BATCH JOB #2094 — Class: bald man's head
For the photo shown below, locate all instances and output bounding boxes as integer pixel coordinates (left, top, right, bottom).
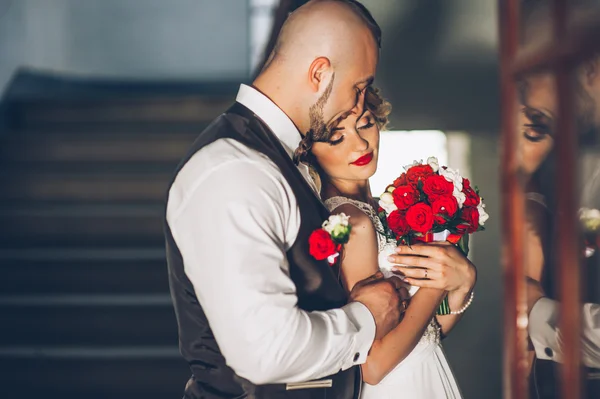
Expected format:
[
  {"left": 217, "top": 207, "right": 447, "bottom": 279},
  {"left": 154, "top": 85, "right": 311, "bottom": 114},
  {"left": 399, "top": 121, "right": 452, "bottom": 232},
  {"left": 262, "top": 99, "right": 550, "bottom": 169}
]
[
  {"left": 267, "top": 1, "right": 380, "bottom": 66},
  {"left": 254, "top": 0, "right": 381, "bottom": 141}
]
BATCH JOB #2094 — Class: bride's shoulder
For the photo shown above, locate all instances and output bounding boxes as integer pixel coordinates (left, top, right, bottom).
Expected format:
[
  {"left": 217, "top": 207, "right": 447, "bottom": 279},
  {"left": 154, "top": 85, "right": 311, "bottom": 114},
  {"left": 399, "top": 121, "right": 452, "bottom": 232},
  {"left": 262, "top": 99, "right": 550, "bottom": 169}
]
[
  {"left": 327, "top": 202, "right": 376, "bottom": 239},
  {"left": 328, "top": 202, "right": 379, "bottom": 287}
]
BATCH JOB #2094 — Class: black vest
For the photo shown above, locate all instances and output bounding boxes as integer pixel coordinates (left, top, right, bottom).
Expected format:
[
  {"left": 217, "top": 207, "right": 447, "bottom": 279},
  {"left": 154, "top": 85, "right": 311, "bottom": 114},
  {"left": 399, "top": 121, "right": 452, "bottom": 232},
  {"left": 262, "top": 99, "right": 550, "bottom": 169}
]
[{"left": 164, "top": 103, "right": 360, "bottom": 399}]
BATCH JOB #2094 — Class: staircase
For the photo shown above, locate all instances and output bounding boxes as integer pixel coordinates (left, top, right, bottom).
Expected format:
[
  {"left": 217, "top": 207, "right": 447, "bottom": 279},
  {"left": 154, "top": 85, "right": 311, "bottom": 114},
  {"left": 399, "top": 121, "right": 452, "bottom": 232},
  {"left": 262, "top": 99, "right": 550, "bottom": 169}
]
[{"left": 0, "top": 78, "right": 234, "bottom": 398}]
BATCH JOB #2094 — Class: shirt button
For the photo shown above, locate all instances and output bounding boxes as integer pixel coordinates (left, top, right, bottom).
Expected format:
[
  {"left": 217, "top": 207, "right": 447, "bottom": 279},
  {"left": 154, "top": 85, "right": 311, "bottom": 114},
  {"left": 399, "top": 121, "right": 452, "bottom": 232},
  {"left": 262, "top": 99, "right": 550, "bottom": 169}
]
[
  {"left": 353, "top": 352, "right": 360, "bottom": 362},
  {"left": 544, "top": 347, "right": 554, "bottom": 357}
]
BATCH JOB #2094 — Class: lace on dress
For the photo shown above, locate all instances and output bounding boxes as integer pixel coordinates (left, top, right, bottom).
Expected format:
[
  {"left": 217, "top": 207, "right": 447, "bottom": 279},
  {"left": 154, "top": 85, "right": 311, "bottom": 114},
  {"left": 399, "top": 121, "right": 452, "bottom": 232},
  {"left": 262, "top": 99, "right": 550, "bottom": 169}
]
[
  {"left": 324, "top": 196, "right": 388, "bottom": 253},
  {"left": 324, "top": 196, "right": 441, "bottom": 345}
]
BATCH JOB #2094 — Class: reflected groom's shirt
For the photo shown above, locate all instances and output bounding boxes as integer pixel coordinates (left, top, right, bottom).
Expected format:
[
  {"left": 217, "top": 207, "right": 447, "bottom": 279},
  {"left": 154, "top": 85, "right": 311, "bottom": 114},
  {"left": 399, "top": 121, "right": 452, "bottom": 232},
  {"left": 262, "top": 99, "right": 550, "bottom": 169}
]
[{"left": 529, "top": 151, "right": 600, "bottom": 369}]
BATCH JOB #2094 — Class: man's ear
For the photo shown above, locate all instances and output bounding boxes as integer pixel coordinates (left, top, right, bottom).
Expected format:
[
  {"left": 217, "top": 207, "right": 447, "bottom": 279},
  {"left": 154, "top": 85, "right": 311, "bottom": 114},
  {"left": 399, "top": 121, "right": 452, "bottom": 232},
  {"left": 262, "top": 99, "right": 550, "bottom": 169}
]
[
  {"left": 582, "top": 55, "right": 600, "bottom": 91},
  {"left": 308, "top": 57, "right": 333, "bottom": 94}
]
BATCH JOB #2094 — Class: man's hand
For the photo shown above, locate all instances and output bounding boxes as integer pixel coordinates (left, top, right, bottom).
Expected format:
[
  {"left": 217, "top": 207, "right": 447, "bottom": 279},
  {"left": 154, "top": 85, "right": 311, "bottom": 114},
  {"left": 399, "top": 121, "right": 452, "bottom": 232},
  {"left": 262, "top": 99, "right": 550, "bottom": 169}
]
[
  {"left": 388, "top": 242, "right": 477, "bottom": 294},
  {"left": 349, "top": 271, "right": 403, "bottom": 340}
]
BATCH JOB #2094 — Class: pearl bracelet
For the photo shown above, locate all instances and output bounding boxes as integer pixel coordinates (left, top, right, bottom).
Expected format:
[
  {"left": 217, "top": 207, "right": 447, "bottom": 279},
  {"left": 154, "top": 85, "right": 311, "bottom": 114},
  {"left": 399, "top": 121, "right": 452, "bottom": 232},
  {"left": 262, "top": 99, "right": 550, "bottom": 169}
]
[{"left": 450, "top": 291, "right": 474, "bottom": 315}]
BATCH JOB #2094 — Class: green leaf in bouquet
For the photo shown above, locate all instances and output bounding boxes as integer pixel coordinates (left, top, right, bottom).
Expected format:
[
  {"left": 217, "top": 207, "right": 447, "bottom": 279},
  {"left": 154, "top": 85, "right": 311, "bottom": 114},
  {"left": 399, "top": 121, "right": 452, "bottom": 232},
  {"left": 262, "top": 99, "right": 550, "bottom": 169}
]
[
  {"left": 457, "top": 234, "right": 470, "bottom": 256},
  {"left": 435, "top": 213, "right": 452, "bottom": 223},
  {"left": 378, "top": 212, "right": 390, "bottom": 229},
  {"left": 432, "top": 225, "right": 447, "bottom": 233},
  {"left": 396, "top": 235, "right": 411, "bottom": 247}
]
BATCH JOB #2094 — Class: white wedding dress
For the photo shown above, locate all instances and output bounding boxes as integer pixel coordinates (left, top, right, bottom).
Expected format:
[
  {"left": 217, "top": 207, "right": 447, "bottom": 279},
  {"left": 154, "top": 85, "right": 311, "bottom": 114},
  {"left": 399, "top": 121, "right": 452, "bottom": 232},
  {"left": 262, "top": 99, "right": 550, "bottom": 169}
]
[{"left": 325, "top": 196, "right": 463, "bottom": 399}]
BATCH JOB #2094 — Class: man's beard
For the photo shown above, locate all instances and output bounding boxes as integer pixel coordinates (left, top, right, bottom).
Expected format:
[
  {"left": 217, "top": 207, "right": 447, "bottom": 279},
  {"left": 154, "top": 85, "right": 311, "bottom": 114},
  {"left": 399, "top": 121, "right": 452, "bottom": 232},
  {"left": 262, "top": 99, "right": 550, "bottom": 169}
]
[{"left": 307, "top": 73, "right": 336, "bottom": 143}]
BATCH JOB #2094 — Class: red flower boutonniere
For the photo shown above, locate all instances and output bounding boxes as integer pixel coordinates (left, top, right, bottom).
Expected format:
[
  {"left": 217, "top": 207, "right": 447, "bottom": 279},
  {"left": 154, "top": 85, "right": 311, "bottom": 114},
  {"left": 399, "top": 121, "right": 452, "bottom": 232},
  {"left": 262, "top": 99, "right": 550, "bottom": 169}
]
[{"left": 309, "top": 213, "right": 352, "bottom": 266}]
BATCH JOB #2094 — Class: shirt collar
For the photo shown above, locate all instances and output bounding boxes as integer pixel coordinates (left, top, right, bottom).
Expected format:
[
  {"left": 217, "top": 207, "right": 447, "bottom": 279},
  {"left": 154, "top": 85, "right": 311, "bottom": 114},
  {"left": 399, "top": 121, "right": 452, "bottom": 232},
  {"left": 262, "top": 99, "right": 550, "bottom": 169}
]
[{"left": 236, "top": 84, "right": 302, "bottom": 159}]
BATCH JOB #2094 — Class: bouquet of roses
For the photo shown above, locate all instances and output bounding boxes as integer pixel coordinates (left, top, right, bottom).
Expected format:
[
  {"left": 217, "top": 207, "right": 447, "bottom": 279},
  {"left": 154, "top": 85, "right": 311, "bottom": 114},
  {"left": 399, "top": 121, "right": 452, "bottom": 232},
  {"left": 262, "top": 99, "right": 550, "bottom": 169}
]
[{"left": 378, "top": 157, "right": 489, "bottom": 314}]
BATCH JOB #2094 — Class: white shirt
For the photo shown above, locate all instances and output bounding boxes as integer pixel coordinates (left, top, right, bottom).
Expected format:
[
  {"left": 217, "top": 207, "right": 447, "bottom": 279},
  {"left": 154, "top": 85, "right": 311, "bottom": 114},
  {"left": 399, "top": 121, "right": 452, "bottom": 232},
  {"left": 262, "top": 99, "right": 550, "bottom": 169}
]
[
  {"left": 528, "top": 153, "right": 600, "bottom": 368},
  {"left": 166, "top": 84, "right": 376, "bottom": 385},
  {"left": 529, "top": 298, "right": 600, "bottom": 368}
]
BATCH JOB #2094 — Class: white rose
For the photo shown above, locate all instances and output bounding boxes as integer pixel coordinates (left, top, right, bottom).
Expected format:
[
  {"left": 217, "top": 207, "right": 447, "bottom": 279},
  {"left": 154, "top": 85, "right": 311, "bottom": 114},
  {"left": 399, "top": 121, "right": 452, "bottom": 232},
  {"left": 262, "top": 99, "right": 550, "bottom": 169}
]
[
  {"left": 440, "top": 167, "right": 466, "bottom": 208},
  {"left": 339, "top": 213, "right": 350, "bottom": 226},
  {"left": 322, "top": 215, "right": 340, "bottom": 233},
  {"left": 580, "top": 208, "right": 600, "bottom": 232},
  {"left": 440, "top": 167, "right": 463, "bottom": 192},
  {"left": 427, "top": 156, "right": 440, "bottom": 172},
  {"left": 454, "top": 190, "right": 467, "bottom": 209},
  {"left": 379, "top": 192, "right": 397, "bottom": 214},
  {"left": 380, "top": 192, "right": 394, "bottom": 204},
  {"left": 477, "top": 202, "right": 489, "bottom": 226},
  {"left": 322, "top": 213, "right": 350, "bottom": 233},
  {"left": 404, "top": 159, "right": 423, "bottom": 171}
]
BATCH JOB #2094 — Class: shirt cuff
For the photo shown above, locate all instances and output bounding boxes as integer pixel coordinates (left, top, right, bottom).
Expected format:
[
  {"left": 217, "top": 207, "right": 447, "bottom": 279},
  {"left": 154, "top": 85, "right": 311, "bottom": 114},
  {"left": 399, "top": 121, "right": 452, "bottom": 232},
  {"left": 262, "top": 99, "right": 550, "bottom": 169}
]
[
  {"left": 342, "top": 301, "right": 376, "bottom": 366},
  {"left": 529, "top": 297, "right": 562, "bottom": 363}
]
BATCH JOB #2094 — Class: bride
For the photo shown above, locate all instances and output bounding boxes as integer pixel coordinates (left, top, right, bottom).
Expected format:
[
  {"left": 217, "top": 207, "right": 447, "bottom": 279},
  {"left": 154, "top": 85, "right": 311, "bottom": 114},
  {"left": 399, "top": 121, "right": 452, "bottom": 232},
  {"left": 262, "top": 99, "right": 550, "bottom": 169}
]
[{"left": 298, "top": 87, "right": 476, "bottom": 398}]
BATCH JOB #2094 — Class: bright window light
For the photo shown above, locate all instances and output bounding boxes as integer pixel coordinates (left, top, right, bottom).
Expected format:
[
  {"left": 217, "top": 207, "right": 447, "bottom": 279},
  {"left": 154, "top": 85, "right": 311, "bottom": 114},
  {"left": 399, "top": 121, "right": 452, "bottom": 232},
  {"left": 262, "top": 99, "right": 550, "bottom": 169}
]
[
  {"left": 249, "top": 0, "right": 279, "bottom": 75},
  {"left": 370, "top": 130, "right": 448, "bottom": 196}
]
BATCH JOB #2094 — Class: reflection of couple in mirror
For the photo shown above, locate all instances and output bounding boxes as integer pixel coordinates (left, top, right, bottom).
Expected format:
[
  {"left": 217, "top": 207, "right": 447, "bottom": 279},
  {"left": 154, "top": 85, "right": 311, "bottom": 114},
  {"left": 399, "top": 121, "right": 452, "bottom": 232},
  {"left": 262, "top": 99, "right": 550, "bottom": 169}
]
[{"left": 519, "top": 1, "right": 600, "bottom": 397}]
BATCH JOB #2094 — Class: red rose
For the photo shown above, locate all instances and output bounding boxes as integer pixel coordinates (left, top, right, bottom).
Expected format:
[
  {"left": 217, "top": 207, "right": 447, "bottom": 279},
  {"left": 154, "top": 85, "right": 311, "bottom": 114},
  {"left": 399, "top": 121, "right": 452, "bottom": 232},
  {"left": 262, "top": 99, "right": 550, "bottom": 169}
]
[
  {"left": 393, "top": 173, "right": 407, "bottom": 187},
  {"left": 308, "top": 229, "right": 337, "bottom": 261},
  {"left": 459, "top": 207, "right": 480, "bottom": 233},
  {"left": 392, "top": 185, "right": 420, "bottom": 210},
  {"left": 423, "top": 174, "right": 454, "bottom": 199},
  {"left": 406, "top": 164, "right": 434, "bottom": 186},
  {"left": 462, "top": 178, "right": 480, "bottom": 207},
  {"left": 387, "top": 210, "right": 410, "bottom": 236},
  {"left": 431, "top": 196, "right": 459, "bottom": 225},
  {"left": 405, "top": 203, "right": 435, "bottom": 234}
]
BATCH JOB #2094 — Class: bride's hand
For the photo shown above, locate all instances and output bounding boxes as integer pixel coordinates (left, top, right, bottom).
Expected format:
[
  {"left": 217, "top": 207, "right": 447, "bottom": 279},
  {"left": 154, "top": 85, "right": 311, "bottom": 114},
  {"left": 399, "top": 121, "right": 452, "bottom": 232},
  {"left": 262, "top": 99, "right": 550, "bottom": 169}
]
[{"left": 388, "top": 242, "right": 477, "bottom": 294}]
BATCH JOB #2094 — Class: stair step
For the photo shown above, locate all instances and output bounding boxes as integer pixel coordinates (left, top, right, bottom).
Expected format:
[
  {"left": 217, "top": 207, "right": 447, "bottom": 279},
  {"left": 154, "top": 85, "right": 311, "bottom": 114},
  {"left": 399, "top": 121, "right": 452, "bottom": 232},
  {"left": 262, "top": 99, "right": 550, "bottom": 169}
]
[
  {"left": 0, "top": 171, "right": 171, "bottom": 202},
  {"left": 0, "top": 294, "right": 178, "bottom": 346},
  {"left": 0, "top": 247, "right": 169, "bottom": 295},
  {"left": 0, "top": 162, "right": 178, "bottom": 174},
  {"left": 12, "top": 96, "right": 233, "bottom": 127},
  {"left": 0, "top": 204, "right": 164, "bottom": 247},
  {"left": 0, "top": 346, "right": 188, "bottom": 399},
  {"left": 0, "top": 130, "right": 199, "bottom": 164}
]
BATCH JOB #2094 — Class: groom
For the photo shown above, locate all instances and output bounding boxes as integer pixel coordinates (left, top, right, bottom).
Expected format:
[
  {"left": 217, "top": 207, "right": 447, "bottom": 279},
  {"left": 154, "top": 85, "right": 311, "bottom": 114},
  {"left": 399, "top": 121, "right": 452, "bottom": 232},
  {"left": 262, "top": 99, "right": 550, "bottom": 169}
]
[{"left": 164, "top": 1, "right": 404, "bottom": 398}]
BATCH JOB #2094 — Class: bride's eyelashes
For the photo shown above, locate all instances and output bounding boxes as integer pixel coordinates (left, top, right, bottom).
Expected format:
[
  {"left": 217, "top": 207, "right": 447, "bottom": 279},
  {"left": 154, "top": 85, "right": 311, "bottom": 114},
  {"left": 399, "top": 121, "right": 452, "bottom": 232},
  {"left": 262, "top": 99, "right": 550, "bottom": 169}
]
[
  {"left": 328, "top": 127, "right": 345, "bottom": 146},
  {"left": 327, "top": 115, "right": 375, "bottom": 146},
  {"left": 521, "top": 106, "right": 554, "bottom": 142},
  {"left": 358, "top": 116, "right": 375, "bottom": 131},
  {"left": 523, "top": 124, "right": 551, "bottom": 142}
]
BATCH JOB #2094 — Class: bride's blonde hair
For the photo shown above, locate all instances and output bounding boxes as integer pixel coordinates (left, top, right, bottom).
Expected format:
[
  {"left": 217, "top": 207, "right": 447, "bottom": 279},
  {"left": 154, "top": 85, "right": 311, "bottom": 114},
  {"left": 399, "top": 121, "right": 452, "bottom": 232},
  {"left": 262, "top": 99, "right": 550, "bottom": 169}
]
[{"left": 304, "top": 86, "right": 392, "bottom": 192}]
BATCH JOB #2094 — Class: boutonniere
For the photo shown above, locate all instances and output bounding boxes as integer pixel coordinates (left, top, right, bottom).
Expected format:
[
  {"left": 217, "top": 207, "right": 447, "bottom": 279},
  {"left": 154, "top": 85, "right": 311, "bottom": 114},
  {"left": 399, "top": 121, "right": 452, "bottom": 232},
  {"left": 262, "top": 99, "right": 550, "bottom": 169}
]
[
  {"left": 580, "top": 208, "right": 600, "bottom": 258},
  {"left": 308, "top": 213, "right": 352, "bottom": 266}
]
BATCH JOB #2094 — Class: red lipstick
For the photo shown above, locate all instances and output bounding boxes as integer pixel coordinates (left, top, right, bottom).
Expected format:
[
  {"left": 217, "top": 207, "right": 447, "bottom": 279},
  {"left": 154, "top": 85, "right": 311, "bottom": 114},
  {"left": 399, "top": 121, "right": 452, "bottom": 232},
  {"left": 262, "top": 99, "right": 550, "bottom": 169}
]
[{"left": 351, "top": 152, "right": 374, "bottom": 166}]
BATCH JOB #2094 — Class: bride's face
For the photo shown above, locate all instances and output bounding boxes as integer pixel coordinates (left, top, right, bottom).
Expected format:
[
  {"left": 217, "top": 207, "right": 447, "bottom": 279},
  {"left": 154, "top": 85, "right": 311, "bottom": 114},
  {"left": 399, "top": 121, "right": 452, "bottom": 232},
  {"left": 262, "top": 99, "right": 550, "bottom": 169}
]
[
  {"left": 519, "top": 73, "right": 556, "bottom": 181},
  {"left": 311, "top": 108, "right": 380, "bottom": 182}
]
